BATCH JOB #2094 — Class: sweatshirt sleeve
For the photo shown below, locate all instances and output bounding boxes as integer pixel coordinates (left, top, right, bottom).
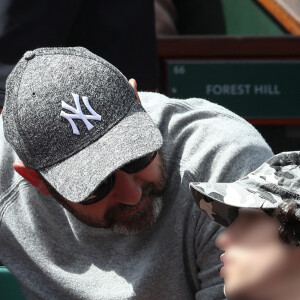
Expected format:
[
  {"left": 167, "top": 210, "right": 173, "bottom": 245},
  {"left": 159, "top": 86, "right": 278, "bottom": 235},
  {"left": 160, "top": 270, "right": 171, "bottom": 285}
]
[
  {"left": 180, "top": 100, "right": 273, "bottom": 299},
  {"left": 194, "top": 211, "right": 225, "bottom": 300},
  {"left": 141, "top": 93, "right": 274, "bottom": 298}
]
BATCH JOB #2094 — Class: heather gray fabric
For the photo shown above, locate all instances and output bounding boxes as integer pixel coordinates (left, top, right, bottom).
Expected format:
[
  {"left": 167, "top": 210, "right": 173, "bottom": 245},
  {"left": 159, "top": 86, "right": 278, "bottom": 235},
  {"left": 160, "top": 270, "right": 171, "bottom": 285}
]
[
  {"left": 0, "top": 92, "right": 273, "bottom": 299},
  {"left": 190, "top": 151, "right": 300, "bottom": 227},
  {"left": 2, "top": 47, "right": 162, "bottom": 203}
]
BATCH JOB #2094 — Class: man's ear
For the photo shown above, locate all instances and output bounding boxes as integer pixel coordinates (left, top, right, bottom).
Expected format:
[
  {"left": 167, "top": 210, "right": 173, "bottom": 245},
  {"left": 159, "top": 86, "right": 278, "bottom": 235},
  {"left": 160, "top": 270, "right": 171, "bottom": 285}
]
[
  {"left": 129, "top": 78, "right": 141, "bottom": 103},
  {"left": 13, "top": 161, "right": 51, "bottom": 195}
]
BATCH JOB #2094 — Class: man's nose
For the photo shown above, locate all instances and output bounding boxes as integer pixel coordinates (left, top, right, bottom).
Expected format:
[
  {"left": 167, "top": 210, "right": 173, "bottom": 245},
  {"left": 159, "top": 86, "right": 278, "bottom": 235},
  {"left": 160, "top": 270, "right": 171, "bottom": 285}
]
[{"left": 112, "top": 170, "right": 142, "bottom": 205}]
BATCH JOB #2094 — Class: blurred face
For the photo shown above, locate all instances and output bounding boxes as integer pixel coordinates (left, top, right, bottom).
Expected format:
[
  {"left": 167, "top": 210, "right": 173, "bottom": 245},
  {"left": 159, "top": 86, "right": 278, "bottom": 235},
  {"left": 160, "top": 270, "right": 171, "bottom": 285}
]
[
  {"left": 48, "top": 153, "right": 167, "bottom": 234},
  {"left": 216, "top": 209, "right": 300, "bottom": 300}
]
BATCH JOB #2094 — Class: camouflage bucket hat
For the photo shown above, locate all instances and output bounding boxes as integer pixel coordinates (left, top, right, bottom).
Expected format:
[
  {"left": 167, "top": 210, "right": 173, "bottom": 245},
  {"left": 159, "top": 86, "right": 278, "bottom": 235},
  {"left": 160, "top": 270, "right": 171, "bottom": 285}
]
[{"left": 190, "top": 151, "right": 300, "bottom": 227}]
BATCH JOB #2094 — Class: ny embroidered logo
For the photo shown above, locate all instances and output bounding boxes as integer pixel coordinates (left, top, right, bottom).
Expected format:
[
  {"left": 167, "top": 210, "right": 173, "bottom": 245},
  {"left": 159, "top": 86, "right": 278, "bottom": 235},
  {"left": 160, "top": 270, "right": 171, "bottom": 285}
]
[{"left": 60, "top": 93, "right": 102, "bottom": 135}]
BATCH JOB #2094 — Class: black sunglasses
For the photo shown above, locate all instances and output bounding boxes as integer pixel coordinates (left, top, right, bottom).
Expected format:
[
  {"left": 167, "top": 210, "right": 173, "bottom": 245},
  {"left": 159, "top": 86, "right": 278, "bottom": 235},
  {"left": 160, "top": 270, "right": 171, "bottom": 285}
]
[{"left": 80, "top": 152, "right": 157, "bottom": 205}]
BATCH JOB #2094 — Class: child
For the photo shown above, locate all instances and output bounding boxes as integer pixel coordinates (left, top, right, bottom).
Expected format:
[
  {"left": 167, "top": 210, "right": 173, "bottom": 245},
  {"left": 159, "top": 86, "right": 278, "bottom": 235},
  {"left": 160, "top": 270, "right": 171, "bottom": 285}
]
[{"left": 190, "top": 151, "right": 300, "bottom": 300}]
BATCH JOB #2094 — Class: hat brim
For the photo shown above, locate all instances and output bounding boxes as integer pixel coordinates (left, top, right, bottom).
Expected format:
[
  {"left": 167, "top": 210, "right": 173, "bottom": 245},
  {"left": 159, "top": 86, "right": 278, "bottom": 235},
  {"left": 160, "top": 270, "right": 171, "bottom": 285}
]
[
  {"left": 40, "top": 101, "right": 163, "bottom": 203},
  {"left": 190, "top": 181, "right": 278, "bottom": 227}
]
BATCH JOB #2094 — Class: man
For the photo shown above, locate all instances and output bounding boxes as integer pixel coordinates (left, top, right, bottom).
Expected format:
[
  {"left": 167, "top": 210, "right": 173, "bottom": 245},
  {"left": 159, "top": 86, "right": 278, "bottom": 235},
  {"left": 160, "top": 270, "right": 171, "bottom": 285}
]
[
  {"left": 190, "top": 151, "right": 300, "bottom": 300},
  {"left": 0, "top": 46, "right": 273, "bottom": 299}
]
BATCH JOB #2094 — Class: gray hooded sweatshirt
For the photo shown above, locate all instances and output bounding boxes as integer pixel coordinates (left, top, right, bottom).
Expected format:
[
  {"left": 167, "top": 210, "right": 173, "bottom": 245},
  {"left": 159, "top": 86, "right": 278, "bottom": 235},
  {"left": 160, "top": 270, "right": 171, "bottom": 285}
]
[{"left": 0, "top": 92, "right": 273, "bottom": 299}]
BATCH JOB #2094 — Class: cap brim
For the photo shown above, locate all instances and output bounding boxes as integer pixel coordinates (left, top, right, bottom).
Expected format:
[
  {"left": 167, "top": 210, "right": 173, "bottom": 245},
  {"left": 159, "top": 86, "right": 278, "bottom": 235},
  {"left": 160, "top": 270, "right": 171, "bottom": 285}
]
[
  {"left": 190, "top": 181, "right": 278, "bottom": 227},
  {"left": 40, "top": 101, "right": 163, "bottom": 202}
]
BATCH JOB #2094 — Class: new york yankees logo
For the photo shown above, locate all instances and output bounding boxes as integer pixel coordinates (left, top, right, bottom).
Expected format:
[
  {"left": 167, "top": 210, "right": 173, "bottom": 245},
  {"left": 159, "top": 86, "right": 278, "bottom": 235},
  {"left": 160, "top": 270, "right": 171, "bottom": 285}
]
[{"left": 60, "top": 93, "right": 102, "bottom": 135}]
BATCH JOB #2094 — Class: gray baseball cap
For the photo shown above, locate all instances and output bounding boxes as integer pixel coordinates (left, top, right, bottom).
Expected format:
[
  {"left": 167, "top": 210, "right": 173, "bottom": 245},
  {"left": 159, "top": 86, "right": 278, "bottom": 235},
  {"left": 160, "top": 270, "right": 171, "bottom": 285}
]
[
  {"left": 3, "top": 47, "right": 163, "bottom": 203},
  {"left": 190, "top": 151, "right": 300, "bottom": 227}
]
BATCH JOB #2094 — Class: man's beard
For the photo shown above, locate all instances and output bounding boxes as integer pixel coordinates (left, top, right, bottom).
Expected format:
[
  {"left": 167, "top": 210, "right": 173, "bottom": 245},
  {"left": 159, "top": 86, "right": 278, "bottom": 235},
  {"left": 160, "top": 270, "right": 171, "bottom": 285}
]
[
  {"left": 41, "top": 154, "right": 167, "bottom": 234},
  {"left": 106, "top": 182, "right": 164, "bottom": 234}
]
